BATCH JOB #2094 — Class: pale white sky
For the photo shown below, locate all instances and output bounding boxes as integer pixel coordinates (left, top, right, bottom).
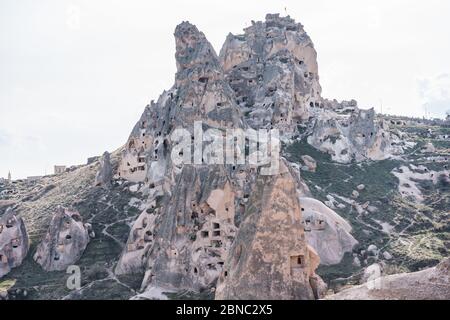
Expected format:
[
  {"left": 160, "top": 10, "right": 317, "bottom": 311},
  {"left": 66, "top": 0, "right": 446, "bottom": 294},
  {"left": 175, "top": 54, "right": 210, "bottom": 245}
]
[{"left": 1, "top": 0, "right": 450, "bottom": 179}]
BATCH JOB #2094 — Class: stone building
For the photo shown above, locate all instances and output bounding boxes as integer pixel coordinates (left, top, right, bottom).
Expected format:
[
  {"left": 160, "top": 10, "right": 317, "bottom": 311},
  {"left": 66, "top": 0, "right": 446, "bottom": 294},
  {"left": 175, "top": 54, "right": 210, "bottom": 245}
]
[{"left": 54, "top": 166, "right": 67, "bottom": 175}]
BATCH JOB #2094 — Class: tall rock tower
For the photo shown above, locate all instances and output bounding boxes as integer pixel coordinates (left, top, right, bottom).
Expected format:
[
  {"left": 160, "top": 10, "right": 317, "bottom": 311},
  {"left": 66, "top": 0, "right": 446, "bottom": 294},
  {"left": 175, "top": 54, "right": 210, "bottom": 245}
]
[
  {"left": 219, "top": 14, "right": 323, "bottom": 133},
  {"left": 116, "top": 22, "right": 251, "bottom": 292},
  {"left": 215, "top": 160, "right": 325, "bottom": 300},
  {"left": 117, "top": 22, "right": 244, "bottom": 183}
]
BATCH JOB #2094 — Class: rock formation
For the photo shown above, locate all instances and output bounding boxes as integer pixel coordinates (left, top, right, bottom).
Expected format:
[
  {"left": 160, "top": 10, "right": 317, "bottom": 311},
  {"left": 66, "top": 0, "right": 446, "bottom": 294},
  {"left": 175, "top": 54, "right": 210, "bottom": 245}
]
[
  {"left": 114, "top": 15, "right": 355, "bottom": 298},
  {"left": 219, "top": 13, "right": 322, "bottom": 134},
  {"left": 301, "top": 155, "right": 317, "bottom": 172},
  {"left": 116, "top": 21, "right": 251, "bottom": 294},
  {"left": 139, "top": 165, "right": 240, "bottom": 292},
  {"left": 218, "top": 13, "right": 407, "bottom": 164},
  {"left": 300, "top": 197, "right": 357, "bottom": 265},
  {"left": 0, "top": 208, "right": 29, "bottom": 278},
  {"left": 117, "top": 21, "right": 244, "bottom": 184},
  {"left": 34, "top": 207, "right": 90, "bottom": 271},
  {"left": 307, "top": 108, "right": 403, "bottom": 163},
  {"left": 94, "top": 151, "right": 113, "bottom": 187},
  {"left": 1, "top": 13, "right": 446, "bottom": 301},
  {"left": 215, "top": 161, "right": 325, "bottom": 300},
  {"left": 326, "top": 258, "right": 450, "bottom": 300}
]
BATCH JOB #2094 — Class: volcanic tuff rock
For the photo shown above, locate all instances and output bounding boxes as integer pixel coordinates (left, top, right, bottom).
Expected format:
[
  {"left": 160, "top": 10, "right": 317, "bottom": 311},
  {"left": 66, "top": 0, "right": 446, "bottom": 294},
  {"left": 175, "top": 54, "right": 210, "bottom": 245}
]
[
  {"left": 301, "top": 155, "right": 317, "bottom": 172},
  {"left": 307, "top": 108, "right": 403, "bottom": 163},
  {"left": 5, "top": 13, "right": 443, "bottom": 300},
  {"left": 94, "top": 151, "right": 113, "bottom": 187},
  {"left": 0, "top": 208, "right": 29, "bottom": 278},
  {"left": 326, "top": 258, "right": 450, "bottom": 300},
  {"left": 219, "top": 13, "right": 405, "bottom": 164},
  {"left": 219, "top": 13, "right": 322, "bottom": 133},
  {"left": 215, "top": 161, "right": 325, "bottom": 300},
  {"left": 117, "top": 21, "right": 244, "bottom": 184},
  {"left": 114, "top": 14, "right": 357, "bottom": 297},
  {"left": 116, "top": 21, "right": 254, "bottom": 293},
  {"left": 139, "top": 165, "right": 240, "bottom": 292},
  {"left": 34, "top": 207, "right": 90, "bottom": 271},
  {"left": 299, "top": 197, "right": 357, "bottom": 265}
]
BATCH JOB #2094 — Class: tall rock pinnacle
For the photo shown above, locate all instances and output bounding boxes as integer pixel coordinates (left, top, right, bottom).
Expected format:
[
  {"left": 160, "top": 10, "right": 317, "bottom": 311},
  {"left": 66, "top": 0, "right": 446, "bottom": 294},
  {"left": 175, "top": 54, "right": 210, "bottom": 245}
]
[
  {"left": 117, "top": 22, "right": 243, "bottom": 184},
  {"left": 174, "top": 22, "right": 221, "bottom": 82},
  {"left": 219, "top": 13, "right": 322, "bottom": 133},
  {"left": 215, "top": 160, "right": 325, "bottom": 300}
]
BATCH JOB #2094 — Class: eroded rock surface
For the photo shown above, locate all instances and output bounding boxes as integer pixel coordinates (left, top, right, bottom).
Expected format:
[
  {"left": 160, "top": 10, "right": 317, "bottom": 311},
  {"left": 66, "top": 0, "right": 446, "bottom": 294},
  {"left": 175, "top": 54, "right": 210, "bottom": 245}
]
[
  {"left": 300, "top": 197, "right": 357, "bottom": 265},
  {"left": 139, "top": 165, "right": 239, "bottom": 292},
  {"left": 307, "top": 108, "right": 403, "bottom": 163},
  {"left": 117, "top": 21, "right": 244, "bottom": 184},
  {"left": 0, "top": 208, "right": 29, "bottom": 278},
  {"left": 116, "top": 22, "right": 253, "bottom": 294},
  {"left": 326, "top": 258, "right": 450, "bottom": 300},
  {"left": 94, "top": 151, "right": 113, "bottom": 187},
  {"left": 220, "top": 13, "right": 322, "bottom": 133},
  {"left": 215, "top": 161, "right": 325, "bottom": 300},
  {"left": 114, "top": 15, "right": 355, "bottom": 299},
  {"left": 34, "top": 207, "right": 90, "bottom": 271}
]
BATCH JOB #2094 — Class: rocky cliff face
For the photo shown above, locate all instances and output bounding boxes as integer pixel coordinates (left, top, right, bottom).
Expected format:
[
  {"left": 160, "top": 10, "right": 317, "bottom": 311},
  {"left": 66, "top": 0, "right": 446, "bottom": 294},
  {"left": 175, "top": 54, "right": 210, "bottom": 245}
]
[
  {"left": 300, "top": 197, "right": 357, "bottom": 266},
  {"left": 34, "top": 207, "right": 90, "bottom": 271},
  {"left": 117, "top": 22, "right": 244, "bottom": 184},
  {"left": 138, "top": 165, "right": 240, "bottom": 292},
  {"left": 307, "top": 108, "right": 404, "bottom": 163},
  {"left": 218, "top": 13, "right": 404, "bottom": 163},
  {"left": 114, "top": 14, "right": 366, "bottom": 298},
  {"left": 0, "top": 208, "right": 29, "bottom": 278},
  {"left": 115, "top": 21, "right": 254, "bottom": 293},
  {"left": 215, "top": 161, "right": 325, "bottom": 299},
  {"left": 94, "top": 151, "right": 113, "bottom": 187},
  {"left": 219, "top": 13, "right": 322, "bottom": 134}
]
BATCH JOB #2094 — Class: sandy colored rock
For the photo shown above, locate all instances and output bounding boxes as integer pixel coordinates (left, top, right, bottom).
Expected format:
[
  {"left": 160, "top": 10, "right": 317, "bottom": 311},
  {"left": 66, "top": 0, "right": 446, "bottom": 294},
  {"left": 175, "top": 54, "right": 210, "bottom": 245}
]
[
  {"left": 300, "top": 197, "right": 357, "bottom": 265},
  {"left": 307, "top": 108, "right": 404, "bottom": 163},
  {"left": 219, "top": 14, "right": 322, "bottom": 133},
  {"left": 301, "top": 155, "right": 317, "bottom": 172},
  {"left": 215, "top": 161, "right": 324, "bottom": 300},
  {"left": 34, "top": 207, "right": 90, "bottom": 271},
  {"left": 94, "top": 151, "right": 113, "bottom": 187},
  {"left": 0, "top": 208, "right": 29, "bottom": 278}
]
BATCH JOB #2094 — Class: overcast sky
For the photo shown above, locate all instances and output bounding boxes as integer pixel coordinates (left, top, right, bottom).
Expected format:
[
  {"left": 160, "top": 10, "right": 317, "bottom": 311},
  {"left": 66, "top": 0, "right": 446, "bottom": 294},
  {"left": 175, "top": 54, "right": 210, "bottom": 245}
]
[{"left": 1, "top": 0, "right": 450, "bottom": 179}]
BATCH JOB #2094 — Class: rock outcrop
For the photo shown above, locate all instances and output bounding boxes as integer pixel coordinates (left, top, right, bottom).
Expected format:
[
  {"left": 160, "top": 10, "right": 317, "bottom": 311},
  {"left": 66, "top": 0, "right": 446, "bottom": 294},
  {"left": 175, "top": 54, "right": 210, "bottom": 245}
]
[
  {"left": 0, "top": 208, "right": 29, "bottom": 278},
  {"left": 218, "top": 13, "right": 406, "bottom": 163},
  {"left": 116, "top": 21, "right": 251, "bottom": 293},
  {"left": 219, "top": 13, "right": 322, "bottom": 134},
  {"left": 117, "top": 21, "right": 244, "bottom": 184},
  {"left": 307, "top": 108, "right": 403, "bottom": 163},
  {"left": 300, "top": 197, "right": 357, "bottom": 265},
  {"left": 139, "top": 165, "right": 240, "bottom": 292},
  {"left": 215, "top": 161, "right": 325, "bottom": 300},
  {"left": 301, "top": 155, "right": 317, "bottom": 172},
  {"left": 326, "top": 258, "right": 450, "bottom": 300},
  {"left": 115, "top": 16, "right": 352, "bottom": 298},
  {"left": 34, "top": 207, "right": 90, "bottom": 271},
  {"left": 94, "top": 151, "right": 113, "bottom": 187}
]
